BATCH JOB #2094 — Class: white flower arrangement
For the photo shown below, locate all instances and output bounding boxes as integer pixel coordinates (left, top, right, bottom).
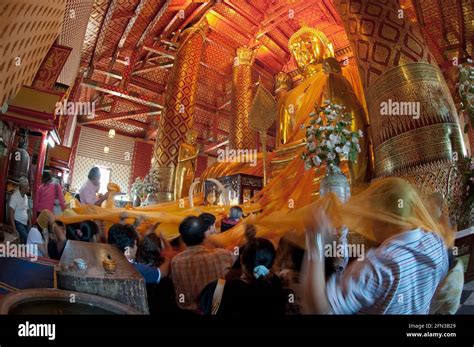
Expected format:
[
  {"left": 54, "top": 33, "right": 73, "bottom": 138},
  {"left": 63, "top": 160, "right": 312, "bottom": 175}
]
[
  {"left": 302, "top": 101, "right": 363, "bottom": 175},
  {"left": 130, "top": 177, "right": 146, "bottom": 200},
  {"left": 143, "top": 168, "right": 162, "bottom": 194},
  {"left": 458, "top": 59, "right": 474, "bottom": 131},
  {"left": 131, "top": 168, "right": 162, "bottom": 199}
]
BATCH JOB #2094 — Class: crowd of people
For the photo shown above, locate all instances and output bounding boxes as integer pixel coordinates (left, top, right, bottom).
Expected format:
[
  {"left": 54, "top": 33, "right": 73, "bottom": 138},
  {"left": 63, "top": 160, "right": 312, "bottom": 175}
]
[{"left": 6, "top": 166, "right": 465, "bottom": 315}]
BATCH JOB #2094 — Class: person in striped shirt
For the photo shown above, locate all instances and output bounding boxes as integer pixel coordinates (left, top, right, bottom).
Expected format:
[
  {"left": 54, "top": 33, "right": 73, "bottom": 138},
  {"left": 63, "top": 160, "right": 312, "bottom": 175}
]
[{"left": 302, "top": 178, "right": 450, "bottom": 314}]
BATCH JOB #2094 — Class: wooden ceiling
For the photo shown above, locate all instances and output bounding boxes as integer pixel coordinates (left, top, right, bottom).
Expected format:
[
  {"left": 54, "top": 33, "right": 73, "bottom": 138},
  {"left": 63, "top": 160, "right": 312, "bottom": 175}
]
[{"left": 72, "top": 0, "right": 474, "bottom": 146}]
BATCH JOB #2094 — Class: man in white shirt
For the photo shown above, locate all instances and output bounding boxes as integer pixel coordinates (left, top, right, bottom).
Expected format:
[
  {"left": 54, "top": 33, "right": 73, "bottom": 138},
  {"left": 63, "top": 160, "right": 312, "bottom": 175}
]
[
  {"left": 27, "top": 210, "right": 52, "bottom": 258},
  {"left": 79, "top": 167, "right": 109, "bottom": 206},
  {"left": 9, "top": 177, "right": 31, "bottom": 244}
]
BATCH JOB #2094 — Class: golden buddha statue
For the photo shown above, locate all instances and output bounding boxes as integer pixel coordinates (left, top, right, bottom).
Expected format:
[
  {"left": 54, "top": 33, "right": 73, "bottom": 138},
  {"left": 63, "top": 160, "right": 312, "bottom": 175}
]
[
  {"left": 275, "top": 72, "right": 293, "bottom": 146},
  {"left": 273, "top": 25, "right": 372, "bottom": 184},
  {"left": 174, "top": 129, "right": 199, "bottom": 200}
]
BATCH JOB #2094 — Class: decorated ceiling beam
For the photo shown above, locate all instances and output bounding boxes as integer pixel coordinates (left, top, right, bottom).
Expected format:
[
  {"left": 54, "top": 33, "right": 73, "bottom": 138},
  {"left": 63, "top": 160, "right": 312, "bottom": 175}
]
[
  {"left": 208, "top": 9, "right": 253, "bottom": 40},
  {"left": 200, "top": 62, "right": 228, "bottom": 78},
  {"left": 223, "top": 1, "right": 260, "bottom": 26},
  {"left": 118, "top": 0, "right": 148, "bottom": 48},
  {"left": 142, "top": 46, "right": 176, "bottom": 59},
  {"left": 132, "top": 62, "right": 174, "bottom": 75},
  {"left": 320, "top": 0, "right": 341, "bottom": 24},
  {"left": 93, "top": 68, "right": 123, "bottom": 80},
  {"left": 162, "top": 10, "right": 184, "bottom": 37},
  {"left": 89, "top": 0, "right": 119, "bottom": 72},
  {"left": 130, "top": 76, "right": 166, "bottom": 94},
  {"left": 177, "top": 2, "right": 212, "bottom": 31},
  {"left": 121, "top": 118, "right": 149, "bottom": 129},
  {"left": 80, "top": 109, "right": 161, "bottom": 125},
  {"left": 137, "top": 0, "right": 173, "bottom": 47},
  {"left": 261, "top": 0, "right": 317, "bottom": 29},
  {"left": 81, "top": 79, "right": 164, "bottom": 109}
]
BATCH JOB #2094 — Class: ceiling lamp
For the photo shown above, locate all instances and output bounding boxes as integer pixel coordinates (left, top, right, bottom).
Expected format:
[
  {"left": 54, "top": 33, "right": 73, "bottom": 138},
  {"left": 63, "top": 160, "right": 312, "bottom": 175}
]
[
  {"left": 104, "top": 146, "right": 110, "bottom": 154},
  {"left": 108, "top": 129, "right": 116, "bottom": 139}
]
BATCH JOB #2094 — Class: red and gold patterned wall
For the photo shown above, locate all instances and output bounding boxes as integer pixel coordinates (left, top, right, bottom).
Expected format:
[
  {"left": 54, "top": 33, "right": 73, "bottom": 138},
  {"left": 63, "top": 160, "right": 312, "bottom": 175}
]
[
  {"left": 0, "top": 0, "right": 67, "bottom": 106},
  {"left": 129, "top": 141, "right": 153, "bottom": 186}
]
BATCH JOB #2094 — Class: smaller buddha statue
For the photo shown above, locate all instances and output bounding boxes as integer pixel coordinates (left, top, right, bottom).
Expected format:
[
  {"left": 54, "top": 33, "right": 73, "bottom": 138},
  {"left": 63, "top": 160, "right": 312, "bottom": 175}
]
[
  {"left": 8, "top": 132, "right": 30, "bottom": 181},
  {"left": 174, "top": 129, "right": 199, "bottom": 200},
  {"left": 275, "top": 72, "right": 293, "bottom": 146}
]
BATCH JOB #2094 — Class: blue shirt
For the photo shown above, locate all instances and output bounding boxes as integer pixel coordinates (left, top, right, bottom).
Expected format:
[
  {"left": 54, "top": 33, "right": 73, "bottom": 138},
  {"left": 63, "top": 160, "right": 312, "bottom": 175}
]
[
  {"left": 133, "top": 262, "right": 161, "bottom": 284},
  {"left": 327, "top": 228, "right": 448, "bottom": 314}
]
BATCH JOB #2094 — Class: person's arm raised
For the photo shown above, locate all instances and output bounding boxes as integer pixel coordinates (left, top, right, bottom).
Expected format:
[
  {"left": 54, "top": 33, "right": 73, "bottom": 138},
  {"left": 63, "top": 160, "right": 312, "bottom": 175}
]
[
  {"left": 158, "top": 234, "right": 176, "bottom": 277},
  {"left": 94, "top": 191, "right": 109, "bottom": 206},
  {"left": 302, "top": 209, "right": 332, "bottom": 314}
]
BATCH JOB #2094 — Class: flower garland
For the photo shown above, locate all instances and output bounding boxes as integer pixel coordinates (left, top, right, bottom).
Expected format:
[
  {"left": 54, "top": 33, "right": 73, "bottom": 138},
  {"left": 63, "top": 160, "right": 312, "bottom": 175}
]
[{"left": 302, "top": 101, "right": 363, "bottom": 175}]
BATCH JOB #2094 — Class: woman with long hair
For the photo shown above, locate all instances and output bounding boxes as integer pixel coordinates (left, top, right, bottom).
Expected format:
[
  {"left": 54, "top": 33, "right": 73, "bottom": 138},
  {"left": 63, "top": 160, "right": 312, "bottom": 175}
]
[
  {"left": 34, "top": 171, "right": 65, "bottom": 217},
  {"left": 199, "top": 228, "right": 286, "bottom": 315}
]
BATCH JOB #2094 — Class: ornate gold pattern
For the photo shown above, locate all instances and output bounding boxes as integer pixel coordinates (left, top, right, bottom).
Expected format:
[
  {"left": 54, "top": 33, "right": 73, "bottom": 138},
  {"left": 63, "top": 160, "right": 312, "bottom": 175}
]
[
  {"left": 378, "top": 159, "right": 465, "bottom": 226},
  {"left": 375, "top": 123, "right": 464, "bottom": 176},
  {"left": 230, "top": 46, "right": 256, "bottom": 150},
  {"left": 151, "top": 20, "right": 208, "bottom": 201},
  {"left": 334, "top": 0, "right": 435, "bottom": 89},
  {"left": 334, "top": 0, "right": 466, "bottom": 223},
  {"left": 367, "top": 63, "right": 459, "bottom": 149}
]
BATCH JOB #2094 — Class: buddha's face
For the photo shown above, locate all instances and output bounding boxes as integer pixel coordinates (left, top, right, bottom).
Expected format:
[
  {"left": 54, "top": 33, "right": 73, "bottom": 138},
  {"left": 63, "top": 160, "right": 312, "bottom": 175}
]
[
  {"left": 185, "top": 130, "right": 198, "bottom": 145},
  {"left": 289, "top": 33, "right": 328, "bottom": 73}
]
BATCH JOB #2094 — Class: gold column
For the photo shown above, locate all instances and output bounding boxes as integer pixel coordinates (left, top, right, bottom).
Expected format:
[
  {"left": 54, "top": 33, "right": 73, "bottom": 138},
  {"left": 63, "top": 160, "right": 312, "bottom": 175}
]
[
  {"left": 151, "top": 20, "right": 208, "bottom": 202},
  {"left": 334, "top": 0, "right": 466, "bottom": 222},
  {"left": 230, "top": 47, "right": 256, "bottom": 150},
  {"left": 274, "top": 72, "right": 293, "bottom": 147}
]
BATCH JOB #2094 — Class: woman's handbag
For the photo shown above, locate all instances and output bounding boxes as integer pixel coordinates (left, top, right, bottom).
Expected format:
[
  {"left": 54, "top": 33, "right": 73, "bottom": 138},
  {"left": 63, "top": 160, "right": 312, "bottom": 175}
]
[{"left": 211, "top": 279, "right": 226, "bottom": 315}]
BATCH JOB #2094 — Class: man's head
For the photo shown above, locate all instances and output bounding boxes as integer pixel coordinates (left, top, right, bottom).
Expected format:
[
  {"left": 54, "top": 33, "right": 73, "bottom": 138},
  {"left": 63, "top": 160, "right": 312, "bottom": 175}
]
[
  {"left": 48, "top": 220, "right": 66, "bottom": 242},
  {"left": 108, "top": 224, "right": 139, "bottom": 260},
  {"left": 88, "top": 167, "right": 101, "bottom": 186},
  {"left": 179, "top": 216, "right": 206, "bottom": 246},
  {"left": 198, "top": 213, "right": 217, "bottom": 235},
  {"left": 18, "top": 177, "right": 29, "bottom": 194},
  {"left": 41, "top": 171, "right": 52, "bottom": 184},
  {"left": 229, "top": 206, "right": 243, "bottom": 221}
]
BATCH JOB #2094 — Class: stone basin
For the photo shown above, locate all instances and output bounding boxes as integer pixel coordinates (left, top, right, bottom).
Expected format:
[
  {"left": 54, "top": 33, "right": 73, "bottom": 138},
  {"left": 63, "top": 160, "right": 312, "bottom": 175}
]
[{"left": 0, "top": 288, "right": 143, "bottom": 315}]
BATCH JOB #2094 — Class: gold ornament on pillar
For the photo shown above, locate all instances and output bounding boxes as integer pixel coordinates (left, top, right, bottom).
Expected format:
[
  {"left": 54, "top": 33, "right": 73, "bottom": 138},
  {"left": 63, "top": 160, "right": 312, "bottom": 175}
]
[
  {"left": 151, "top": 19, "right": 208, "bottom": 202},
  {"left": 174, "top": 129, "right": 199, "bottom": 200},
  {"left": 230, "top": 46, "right": 257, "bottom": 150},
  {"left": 334, "top": 0, "right": 466, "bottom": 222}
]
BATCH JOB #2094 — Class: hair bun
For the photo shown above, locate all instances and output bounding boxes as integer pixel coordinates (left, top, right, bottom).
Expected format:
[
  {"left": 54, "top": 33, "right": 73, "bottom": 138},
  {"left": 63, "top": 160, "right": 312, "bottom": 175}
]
[{"left": 244, "top": 224, "right": 257, "bottom": 242}]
